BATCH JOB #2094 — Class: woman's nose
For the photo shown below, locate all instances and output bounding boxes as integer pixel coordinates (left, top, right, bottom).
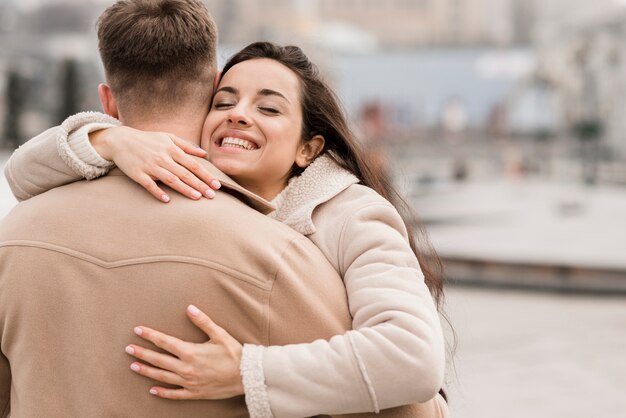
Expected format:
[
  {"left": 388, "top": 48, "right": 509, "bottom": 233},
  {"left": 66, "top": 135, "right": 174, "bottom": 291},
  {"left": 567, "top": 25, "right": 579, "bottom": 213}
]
[{"left": 227, "top": 105, "right": 251, "bottom": 126}]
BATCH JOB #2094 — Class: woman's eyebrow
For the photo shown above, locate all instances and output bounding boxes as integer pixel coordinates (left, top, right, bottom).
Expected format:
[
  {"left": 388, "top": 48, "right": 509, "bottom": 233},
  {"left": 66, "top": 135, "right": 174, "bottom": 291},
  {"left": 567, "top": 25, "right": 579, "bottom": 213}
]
[
  {"left": 258, "top": 88, "right": 290, "bottom": 103},
  {"left": 215, "top": 86, "right": 237, "bottom": 94}
]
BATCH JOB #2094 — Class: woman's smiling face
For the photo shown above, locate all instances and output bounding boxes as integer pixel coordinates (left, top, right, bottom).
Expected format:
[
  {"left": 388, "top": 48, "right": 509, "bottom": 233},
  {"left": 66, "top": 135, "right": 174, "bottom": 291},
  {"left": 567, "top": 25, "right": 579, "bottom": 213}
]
[{"left": 203, "top": 58, "right": 305, "bottom": 200}]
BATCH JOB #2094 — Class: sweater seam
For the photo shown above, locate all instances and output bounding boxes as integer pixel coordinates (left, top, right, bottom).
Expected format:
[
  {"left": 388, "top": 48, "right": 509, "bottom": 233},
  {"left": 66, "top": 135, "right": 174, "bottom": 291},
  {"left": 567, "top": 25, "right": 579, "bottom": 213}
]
[
  {"left": 5, "top": 157, "right": 33, "bottom": 200},
  {"left": 346, "top": 331, "right": 380, "bottom": 413}
]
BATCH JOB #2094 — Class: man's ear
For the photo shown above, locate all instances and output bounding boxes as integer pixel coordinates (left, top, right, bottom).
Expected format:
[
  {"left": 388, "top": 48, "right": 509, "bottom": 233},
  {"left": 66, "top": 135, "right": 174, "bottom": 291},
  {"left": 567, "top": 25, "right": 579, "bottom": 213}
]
[
  {"left": 98, "top": 83, "right": 119, "bottom": 119},
  {"left": 295, "top": 135, "right": 325, "bottom": 168}
]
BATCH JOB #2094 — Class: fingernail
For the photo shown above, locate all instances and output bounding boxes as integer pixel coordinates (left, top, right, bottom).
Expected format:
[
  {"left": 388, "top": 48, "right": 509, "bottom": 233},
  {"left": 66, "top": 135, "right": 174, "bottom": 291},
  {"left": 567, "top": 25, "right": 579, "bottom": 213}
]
[
  {"left": 150, "top": 388, "right": 159, "bottom": 395},
  {"left": 161, "top": 194, "right": 170, "bottom": 203},
  {"left": 125, "top": 346, "right": 135, "bottom": 355},
  {"left": 134, "top": 327, "right": 143, "bottom": 336},
  {"left": 130, "top": 363, "right": 141, "bottom": 372},
  {"left": 204, "top": 189, "right": 216, "bottom": 199},
  {"left": 187, "top": 304, "right": 200, "bottom": 316},
  {"left": 191, "top": 190, "right": 202, "bottom": 199},
  {"left": 210, "top": 180, "right": 221, "bottom": 190}
]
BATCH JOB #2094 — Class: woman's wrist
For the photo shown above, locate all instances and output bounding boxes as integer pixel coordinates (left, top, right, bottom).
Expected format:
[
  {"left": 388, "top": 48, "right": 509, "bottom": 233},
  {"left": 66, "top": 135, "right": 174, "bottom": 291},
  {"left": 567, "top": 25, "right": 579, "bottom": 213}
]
[{"left": 89, "top": 128, "right": 117, "bottom": 161}]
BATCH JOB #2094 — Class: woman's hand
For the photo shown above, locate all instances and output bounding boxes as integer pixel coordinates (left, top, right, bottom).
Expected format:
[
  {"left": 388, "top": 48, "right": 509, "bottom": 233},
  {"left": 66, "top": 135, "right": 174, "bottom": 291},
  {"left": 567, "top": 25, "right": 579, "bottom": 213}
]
[
  {"left": 90, "top": 127, "right": 221, "bottom": 203},
  {"left": 125, "top": 305, "right": 244, "bottom": 400}
]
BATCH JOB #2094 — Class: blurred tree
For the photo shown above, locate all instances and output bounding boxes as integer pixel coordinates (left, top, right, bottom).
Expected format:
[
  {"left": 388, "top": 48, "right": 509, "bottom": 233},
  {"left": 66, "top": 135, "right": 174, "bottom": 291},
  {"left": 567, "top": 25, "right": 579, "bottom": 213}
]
[
  {"left": 56, "top": 59, "right": 82, "bottom": 125},
  {"left": 572, "top": 118, "right": 604, "bottom": 185},
  {"left": 2, "top": 70, "right": 27, "bottom": 149}
]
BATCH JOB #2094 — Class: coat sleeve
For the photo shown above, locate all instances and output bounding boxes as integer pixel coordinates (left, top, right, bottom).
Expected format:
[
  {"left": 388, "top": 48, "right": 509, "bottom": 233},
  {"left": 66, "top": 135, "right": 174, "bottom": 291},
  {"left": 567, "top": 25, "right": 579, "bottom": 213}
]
[
  {"left": 3, "top": 111, "right": 119, "bottom": 201},
  {"left": 249, "top": 202, "right": 446, "bottom": 417}
]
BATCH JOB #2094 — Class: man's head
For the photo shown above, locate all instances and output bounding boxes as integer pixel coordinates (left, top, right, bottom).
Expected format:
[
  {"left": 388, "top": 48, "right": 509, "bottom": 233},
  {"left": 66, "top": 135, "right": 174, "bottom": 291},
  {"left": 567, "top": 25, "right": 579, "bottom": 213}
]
[{"left": 96, "top": 0, "right": 218, "bottom": 123}]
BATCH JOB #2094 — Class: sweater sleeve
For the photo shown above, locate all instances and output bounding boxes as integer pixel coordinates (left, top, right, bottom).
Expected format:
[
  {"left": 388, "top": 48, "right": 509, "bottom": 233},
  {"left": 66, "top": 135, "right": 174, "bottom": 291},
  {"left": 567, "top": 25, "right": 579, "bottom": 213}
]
[
  {"left": 252, "top": 202, "right": 446, "bottom": 417},
  {"left": 3, "top": 111, "right": 119, "bottom": 201}
]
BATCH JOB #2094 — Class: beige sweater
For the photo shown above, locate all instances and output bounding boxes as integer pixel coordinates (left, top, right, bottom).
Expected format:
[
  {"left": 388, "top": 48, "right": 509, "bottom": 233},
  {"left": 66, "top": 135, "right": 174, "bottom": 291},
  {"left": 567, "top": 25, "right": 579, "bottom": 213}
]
[{"left": 4, "top": 113, "right": 447, "bottom": 418}]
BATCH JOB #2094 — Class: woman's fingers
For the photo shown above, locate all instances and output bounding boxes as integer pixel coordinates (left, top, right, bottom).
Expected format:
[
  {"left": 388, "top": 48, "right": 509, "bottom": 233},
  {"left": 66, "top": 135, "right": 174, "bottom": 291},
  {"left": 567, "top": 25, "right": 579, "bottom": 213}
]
[
  {"left": 150, "top": 166, "right": 205, "bottom": 201},
  {"left": 129, "top": 361, "right": 185, "bottom": 387},
  {"left": 186, "top": 305, "right": 226, "bottom": 342},
  {"left": 164, "top": 159, "right": 217, "bottom": 199},
  {"left": 134, "top": 173, "right": 171, "bottom": 203},
  {"left": 134, "top": 326, "right": 189, "bottom": 358},
  {"left": 169, "top": 135, "right": 207, "bottom": 158},
  {"left": 169, "top": 135, "right": 221, "bottom": 192},
  {"left": 131, "top": 312, "right": 244, "bottom": 400},
  {"left": 125, "top": 344, "right": 183, "bottom": 374},
  {"left": 110, "top": 130, "right": 221, "bottom": 202},
  {"left": 149, "top": 386, "right": 195, "bottom": 400},
  {"left": 172, "top": 153, "right": 221, "bottom": 193}
]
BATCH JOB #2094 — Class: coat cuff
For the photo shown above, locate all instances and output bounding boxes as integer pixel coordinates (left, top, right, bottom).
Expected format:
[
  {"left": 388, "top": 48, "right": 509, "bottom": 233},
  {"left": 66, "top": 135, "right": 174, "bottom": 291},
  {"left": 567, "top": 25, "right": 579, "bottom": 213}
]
[
  {"left": 240, "top": 344, "right": 273, "bottom": 418},
  {"left": 57, "top": 111, "right": 120, "bottom": 180}
]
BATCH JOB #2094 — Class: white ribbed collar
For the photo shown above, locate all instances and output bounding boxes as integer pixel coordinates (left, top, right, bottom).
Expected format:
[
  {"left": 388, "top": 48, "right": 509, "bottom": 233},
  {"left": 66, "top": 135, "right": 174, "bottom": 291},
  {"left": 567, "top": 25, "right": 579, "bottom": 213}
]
[{"left": 270, "top": 154, "right": 359, "bottom": 235}]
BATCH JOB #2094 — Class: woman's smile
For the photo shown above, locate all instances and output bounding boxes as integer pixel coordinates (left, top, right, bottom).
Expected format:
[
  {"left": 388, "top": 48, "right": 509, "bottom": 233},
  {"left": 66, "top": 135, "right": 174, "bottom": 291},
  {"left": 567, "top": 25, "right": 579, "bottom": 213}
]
[
  {"left": 220, "top": 137, "right": 258, "bottom": 151},
  {"left": 214, "top": 129, "right": 261, "bottom": 152}
]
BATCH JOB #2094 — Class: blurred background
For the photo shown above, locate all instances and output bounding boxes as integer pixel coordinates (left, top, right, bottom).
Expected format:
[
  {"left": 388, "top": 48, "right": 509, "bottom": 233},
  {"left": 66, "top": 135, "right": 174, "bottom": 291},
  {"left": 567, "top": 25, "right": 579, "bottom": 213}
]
[{"left": 1, "top": 0, "right": 625, "bottom": 417}]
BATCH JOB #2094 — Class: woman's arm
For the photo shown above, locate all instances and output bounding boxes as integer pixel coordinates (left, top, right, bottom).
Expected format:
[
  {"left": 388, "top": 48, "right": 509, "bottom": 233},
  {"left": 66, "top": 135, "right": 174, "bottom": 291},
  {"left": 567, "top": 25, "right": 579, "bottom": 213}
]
[
  {"left": 4, "top": 112, "right": 119, "bottom": 201},
  {"left": 4, "top": 111, "right": 221, "bottom": 202},
  {"left": 253, "top": 199, "right": 446, "bottom": 416}
]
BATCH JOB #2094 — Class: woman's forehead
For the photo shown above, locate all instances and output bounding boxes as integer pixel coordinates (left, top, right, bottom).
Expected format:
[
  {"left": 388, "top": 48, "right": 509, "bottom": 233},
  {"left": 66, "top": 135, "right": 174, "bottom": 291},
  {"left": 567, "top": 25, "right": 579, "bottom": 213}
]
[{"left": 219, "top": 59, "right": 300, "bottom": 97}]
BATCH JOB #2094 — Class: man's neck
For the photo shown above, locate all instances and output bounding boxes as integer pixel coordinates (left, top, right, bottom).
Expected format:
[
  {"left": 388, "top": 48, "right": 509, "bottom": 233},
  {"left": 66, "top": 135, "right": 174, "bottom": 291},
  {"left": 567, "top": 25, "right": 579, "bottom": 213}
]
[{"left": 121, "top": 117, "right": 205, "bottom": 146}]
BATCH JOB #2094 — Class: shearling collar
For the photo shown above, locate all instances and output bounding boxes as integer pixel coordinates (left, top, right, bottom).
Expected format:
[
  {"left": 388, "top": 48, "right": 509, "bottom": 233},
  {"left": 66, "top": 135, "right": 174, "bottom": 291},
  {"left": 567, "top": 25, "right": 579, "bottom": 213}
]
[{"left": 270, "top": 153, "right": 359, "bottom": 235}]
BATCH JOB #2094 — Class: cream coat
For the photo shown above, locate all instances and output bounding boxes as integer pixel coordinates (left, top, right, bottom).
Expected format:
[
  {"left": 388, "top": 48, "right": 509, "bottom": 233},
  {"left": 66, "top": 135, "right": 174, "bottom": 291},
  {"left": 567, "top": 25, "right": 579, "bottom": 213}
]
[{"left": 4, "top": 112, "right": 448, "bottom": 418}]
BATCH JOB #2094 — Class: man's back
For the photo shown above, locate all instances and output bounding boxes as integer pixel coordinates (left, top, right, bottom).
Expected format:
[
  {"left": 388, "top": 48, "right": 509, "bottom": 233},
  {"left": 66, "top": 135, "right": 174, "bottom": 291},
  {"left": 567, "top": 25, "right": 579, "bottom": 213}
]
[{"left": 0, "top": 165, "right": 351, "bottom": 417}]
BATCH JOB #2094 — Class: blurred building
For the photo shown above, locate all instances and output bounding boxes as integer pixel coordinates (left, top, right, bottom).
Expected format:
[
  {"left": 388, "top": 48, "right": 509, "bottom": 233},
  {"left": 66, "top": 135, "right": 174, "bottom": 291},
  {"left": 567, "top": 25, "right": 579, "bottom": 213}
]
[
  {"left": 533, "top": 0, "right": 626, "bottom": 160},
  {"left": 0, "top": 1, "right": 105, "bottom": 146},
  {"left": 206, "top": 0, "right": 536, "bottom": 49},
  {"left": 333, "top": 48, "right": 536, "bottom": 139}
]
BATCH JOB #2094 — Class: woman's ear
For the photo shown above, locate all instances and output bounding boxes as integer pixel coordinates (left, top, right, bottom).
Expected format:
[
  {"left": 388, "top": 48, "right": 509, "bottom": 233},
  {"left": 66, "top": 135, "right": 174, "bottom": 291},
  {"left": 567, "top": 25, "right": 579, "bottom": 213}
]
[{"left": 295, "top": 135, "right": 325, "bottom": 168}]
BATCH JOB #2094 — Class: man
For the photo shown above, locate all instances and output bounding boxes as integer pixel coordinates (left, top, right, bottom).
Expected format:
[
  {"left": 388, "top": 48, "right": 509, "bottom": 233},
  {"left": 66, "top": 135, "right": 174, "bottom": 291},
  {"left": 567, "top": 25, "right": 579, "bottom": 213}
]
[{"left": 0, "top": 1, "right": 353, "bottom": 416}]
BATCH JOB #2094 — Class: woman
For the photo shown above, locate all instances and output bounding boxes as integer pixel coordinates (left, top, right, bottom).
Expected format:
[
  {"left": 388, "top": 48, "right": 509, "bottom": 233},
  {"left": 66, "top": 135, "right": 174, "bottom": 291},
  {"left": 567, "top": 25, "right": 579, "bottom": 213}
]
[{"left": 7, "top": 42, "right": 449, "bottom": 417}]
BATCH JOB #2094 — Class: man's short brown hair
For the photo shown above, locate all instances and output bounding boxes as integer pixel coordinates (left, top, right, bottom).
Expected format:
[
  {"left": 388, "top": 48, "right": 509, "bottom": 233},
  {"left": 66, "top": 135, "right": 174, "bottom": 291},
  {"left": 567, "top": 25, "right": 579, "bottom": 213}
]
[{"left": 97, "top": 0, "right": 217, "bottom": 116}]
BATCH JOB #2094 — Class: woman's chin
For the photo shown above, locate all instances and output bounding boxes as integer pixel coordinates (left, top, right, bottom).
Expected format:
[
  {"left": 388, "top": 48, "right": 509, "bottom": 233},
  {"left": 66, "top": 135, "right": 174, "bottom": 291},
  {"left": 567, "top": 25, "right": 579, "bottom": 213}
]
[{"left": 210, "top": 159, "right": 246, "bottom": 178}]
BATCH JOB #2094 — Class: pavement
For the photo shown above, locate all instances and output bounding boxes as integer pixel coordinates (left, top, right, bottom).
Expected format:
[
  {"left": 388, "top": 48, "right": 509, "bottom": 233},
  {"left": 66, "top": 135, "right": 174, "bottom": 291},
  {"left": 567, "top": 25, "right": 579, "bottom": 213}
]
[{"left": 445, "top": 286, "right": 626, "bottom": 418}]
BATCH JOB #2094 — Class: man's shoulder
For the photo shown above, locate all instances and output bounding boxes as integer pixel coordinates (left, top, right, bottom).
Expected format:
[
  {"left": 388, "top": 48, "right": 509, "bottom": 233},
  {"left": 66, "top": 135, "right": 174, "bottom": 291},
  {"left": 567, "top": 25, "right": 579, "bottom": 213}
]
[{"left": 0, "top": 175, "right": 310, "bottom": 267}]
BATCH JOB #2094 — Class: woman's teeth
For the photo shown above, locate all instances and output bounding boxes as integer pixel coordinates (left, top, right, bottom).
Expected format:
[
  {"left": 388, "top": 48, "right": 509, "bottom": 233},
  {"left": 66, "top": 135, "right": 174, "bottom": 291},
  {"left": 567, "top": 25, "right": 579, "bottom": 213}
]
[{"left": 220, "top": 137, "right": 258, "bottom": 150}]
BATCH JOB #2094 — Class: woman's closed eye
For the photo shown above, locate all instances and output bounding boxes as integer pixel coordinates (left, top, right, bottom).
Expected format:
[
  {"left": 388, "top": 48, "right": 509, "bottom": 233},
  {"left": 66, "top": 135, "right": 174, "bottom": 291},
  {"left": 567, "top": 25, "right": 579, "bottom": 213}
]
[
  {"left": 213, "top": 101, "right": 235, "bottom": 110},
  {"left": 259, "top": 106, "right": 280, "bottom": 115}
]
